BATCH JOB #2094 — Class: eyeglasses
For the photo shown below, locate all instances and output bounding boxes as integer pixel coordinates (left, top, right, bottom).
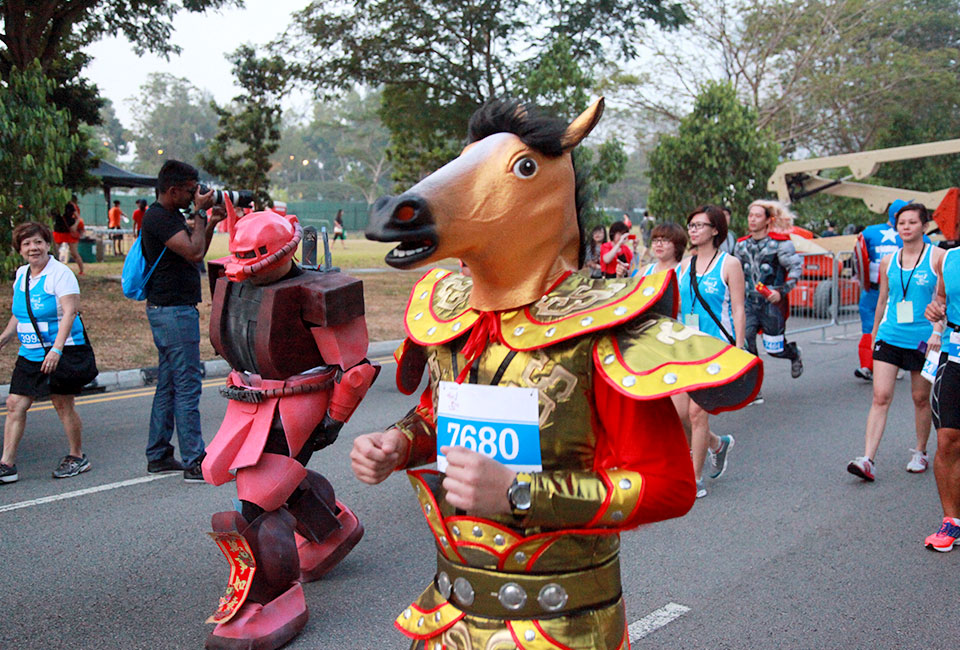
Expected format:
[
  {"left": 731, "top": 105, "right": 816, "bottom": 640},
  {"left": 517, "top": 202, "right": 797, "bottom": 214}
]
[
  {"left": 687, "top": 222, "right": 712, "bottom": 231},
  {"left": 651, "top": 237, "right": 671, "bottom": 245}
]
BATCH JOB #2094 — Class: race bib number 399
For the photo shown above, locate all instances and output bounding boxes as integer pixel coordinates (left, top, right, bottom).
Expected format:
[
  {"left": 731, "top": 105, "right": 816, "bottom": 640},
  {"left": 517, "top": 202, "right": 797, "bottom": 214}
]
[{"left": 436, "top": 381, "right": 542, "bottom": 473}]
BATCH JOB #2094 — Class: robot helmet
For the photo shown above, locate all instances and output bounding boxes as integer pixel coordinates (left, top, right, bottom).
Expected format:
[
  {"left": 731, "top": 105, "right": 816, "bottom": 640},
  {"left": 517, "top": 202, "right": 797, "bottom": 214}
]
[{"left": 223, "top": 196, "right": 303, "bottom": 282}]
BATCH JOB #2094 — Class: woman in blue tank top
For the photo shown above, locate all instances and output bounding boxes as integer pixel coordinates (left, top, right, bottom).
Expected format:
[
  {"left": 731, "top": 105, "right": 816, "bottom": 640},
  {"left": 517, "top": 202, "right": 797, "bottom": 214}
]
[
  {"left": 671, "top": 206, "right": 746, "bottom": 498},
  {"left": 923, "top": 228, "right": 960, "bottom": 551},
  {"left": 635, "top": 222, "right": 687, "bottom": 279},
  {"left": 847, "top": 203, "right": 944, "bottom": 483}
]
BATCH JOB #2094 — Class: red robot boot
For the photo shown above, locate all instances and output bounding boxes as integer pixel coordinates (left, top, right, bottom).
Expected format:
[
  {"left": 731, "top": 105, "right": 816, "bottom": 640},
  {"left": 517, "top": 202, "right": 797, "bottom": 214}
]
[
  {"left": 206, "top": 509, "right": 306, "bottom": 650},
  {"left": 287, "top": 470, "right": 364, "bottom": 582}
]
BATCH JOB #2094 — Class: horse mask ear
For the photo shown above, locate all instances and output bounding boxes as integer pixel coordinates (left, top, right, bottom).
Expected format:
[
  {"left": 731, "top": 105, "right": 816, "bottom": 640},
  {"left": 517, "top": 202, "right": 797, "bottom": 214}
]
[{"left": 560, "top": 97, "right": 605, "bottom": 152}]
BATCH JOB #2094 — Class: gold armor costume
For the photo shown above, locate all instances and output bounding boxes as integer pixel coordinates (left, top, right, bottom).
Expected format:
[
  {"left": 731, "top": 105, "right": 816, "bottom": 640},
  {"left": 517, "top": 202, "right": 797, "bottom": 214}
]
[{"left": 390, "top": 268, "right": 762, "bottom": 650}]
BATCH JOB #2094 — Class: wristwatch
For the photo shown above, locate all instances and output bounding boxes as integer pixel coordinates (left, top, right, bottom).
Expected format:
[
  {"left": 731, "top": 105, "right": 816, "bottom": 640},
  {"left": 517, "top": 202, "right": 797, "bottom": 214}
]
[{"left": 507, "top": 472, "right": 533, "bottom": 516}]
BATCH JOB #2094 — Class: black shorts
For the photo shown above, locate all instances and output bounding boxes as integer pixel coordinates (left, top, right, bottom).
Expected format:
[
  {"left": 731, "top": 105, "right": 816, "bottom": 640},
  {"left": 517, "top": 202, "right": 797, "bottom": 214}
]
[
  {"left": 933, "top": 357, "right": 960, "bottom": 430},
  {"left": 10, "top": 354, "right": 86, "bottom": 398},
  {"left": 872, "top": 339, "right": 925, "bottom": 372}
]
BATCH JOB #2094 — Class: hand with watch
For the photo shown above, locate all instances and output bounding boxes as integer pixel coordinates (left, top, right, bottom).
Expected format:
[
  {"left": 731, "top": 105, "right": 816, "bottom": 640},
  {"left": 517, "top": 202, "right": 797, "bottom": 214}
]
[{"left": 440, "top": 445, "right": 519, "bottom": 516}]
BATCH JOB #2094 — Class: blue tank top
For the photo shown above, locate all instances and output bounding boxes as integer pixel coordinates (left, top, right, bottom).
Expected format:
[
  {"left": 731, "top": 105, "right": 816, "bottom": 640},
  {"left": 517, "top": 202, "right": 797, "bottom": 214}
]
[
  {"left": 678, "top": 252, "right": 733, "bottom": 341},
  {"left": 943, "top": 248, "right": 960, "bottom": 360},
  {"left": 876, "top": 245, "right": 936, "bottom": 349},
  {"left": 636, "top": 262, "right": 679, "bottom": 278}
]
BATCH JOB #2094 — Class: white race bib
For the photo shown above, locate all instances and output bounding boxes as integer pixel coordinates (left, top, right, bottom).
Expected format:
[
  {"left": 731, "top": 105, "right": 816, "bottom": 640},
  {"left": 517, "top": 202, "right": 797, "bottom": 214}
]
[
  {"left": 436, "top": 381, "right": 542, "bottom": 472},
  {"left": 896, "top": 301, "right": 914, "bottom": 324},
  {"left": 921, "top": 349, "right": 941, "bottom": 383},
  {"left": 948, "top": 330, "right": 960, "bottom": 362},
  {"left": 762, "top": 333, "right": 785, "bottom": 354}
]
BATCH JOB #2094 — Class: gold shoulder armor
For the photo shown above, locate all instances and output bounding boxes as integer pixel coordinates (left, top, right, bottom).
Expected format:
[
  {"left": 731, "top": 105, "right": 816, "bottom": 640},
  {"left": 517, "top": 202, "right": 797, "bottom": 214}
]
[
  {"left": 499, "top": 270, "right": 677, "bottom": 350},
  {"left": 404, "top": 269, "right": 480, "bottom": 345},
  {"left": 593, "top": 315, "right": 763, "bottom": 412}
]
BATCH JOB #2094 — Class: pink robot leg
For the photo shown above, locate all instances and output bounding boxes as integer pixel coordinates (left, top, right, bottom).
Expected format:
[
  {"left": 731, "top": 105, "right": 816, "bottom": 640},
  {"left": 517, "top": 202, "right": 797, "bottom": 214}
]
[{"left": 206, "top": 509, "right": 307, "bottom": 650}]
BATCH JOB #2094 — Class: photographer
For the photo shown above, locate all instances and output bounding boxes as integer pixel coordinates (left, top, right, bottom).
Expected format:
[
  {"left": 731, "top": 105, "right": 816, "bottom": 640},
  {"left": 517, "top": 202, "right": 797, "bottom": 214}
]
[{"left": 140, "top": 160, "right": 224, "bottom": 482}]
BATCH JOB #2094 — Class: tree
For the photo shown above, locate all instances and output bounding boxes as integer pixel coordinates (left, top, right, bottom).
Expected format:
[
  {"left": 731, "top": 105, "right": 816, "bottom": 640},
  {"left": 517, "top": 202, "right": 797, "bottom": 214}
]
[
  {"left": 647, "top": 81, "right": 779, "bottom": 226},
  {"left": 0, "top": 62, "right": 79, "bottom": 276},
  {"left": 93, "top": 98, "right": 130, "bottom": 161},
  {"left": 0, "top": 1, "right": 240, "bottom": 191},
  {"left": 200, "top": 45, "right": 288, "bottom": 208},
  {"left": 616, "top": 0, "right": 960, "bottom": 155},
  {"left": 282, "top": 0, "right": 687, "bottom": 184},
  {"left": 130, "top": 73, "right": 219, "bottom": 175},
  {"left": 0, "top": 1, "right": 239, "bottom": 76}
]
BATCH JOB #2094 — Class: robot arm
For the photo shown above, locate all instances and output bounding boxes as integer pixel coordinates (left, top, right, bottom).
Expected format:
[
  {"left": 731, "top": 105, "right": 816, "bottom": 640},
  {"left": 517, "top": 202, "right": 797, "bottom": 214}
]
[{"left": 307, "top": 361, "right": 380, "bottom": 452}]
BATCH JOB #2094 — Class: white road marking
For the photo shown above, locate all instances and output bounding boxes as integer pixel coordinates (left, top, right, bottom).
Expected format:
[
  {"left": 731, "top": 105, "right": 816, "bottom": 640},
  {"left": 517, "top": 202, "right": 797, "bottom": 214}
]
[
  {"left": 628, "top": 602, "right": 691, "bottom": 641},
  {"left": 0, "top": 473, "right": 177, "bottom": 514}
]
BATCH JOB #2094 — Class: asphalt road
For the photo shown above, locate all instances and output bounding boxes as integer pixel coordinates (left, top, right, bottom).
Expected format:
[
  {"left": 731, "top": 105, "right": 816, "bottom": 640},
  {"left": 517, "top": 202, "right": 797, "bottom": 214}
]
[{"left": 0, "top": 329, "right": 956, "bottom": 649}]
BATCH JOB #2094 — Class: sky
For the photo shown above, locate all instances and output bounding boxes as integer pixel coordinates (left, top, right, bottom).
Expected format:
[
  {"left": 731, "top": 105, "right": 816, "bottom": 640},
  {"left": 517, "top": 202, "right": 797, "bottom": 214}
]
[{"left": 82, "top": 0, "right": 313, "bottom": 130}]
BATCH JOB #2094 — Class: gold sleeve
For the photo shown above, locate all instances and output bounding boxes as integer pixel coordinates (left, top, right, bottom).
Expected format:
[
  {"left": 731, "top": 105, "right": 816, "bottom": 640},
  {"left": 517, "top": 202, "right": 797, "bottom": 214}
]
[
  {"left": 392, "top": 405, "right": 438, "bottom": 469},
  {"left": 520, "top": 468, "right": 643, "bottom": 530}
]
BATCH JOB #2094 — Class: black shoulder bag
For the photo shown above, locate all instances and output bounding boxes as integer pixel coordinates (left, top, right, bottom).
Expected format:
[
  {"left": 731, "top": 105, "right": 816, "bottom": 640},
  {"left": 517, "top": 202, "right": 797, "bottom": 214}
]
[
  {"left": 23, "top": 272, "right": 99, "bottom": 388},
  {"left": 689, "top": 254, "right": 736, "bottom": 345}
]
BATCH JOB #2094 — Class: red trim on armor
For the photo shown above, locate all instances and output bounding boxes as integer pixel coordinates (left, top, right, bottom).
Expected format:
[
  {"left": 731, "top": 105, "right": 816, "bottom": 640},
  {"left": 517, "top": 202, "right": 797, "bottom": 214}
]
[
  {"left": 492, "top": 528, "right": 621, "bottom": 571},
  {"left": 736, "top": 234, "right": 751, "bottom": 242},
  {"left": 586, "top": 470, "right": 616, "bottom": 528},
  {"left": 524, "top": 536, "right": 561, "bottom": 570},
  {"left": 409, "top": 471, "right": 467, "bottom": 564},
  {"left": 610, "top": 337, "right": 728, "bottom": 375},
  {"left": 593, "top": 343, "right": 764, "bottom": 410}
]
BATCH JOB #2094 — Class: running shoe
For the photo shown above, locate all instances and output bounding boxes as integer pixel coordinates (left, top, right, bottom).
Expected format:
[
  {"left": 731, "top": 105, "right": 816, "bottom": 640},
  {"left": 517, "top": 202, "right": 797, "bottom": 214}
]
[
  {"left": 896, "top": 368, "right": 905, "bottom": 381},
  {"left": 906, "top": 449, "right": 928, "bottom": 473},
  {"left": 0, "top": 462, "right": 18, "bottom": 484},
  {"left": 147, "top": 455, "right": 184, "bottom": 474},
  {"left": 854, "top": 367, "right": 873, "bottom": 381},
  {"left": 846, "top": 456, "right": 875, "bottom": 481},
  {"left": 750, "top": 391, "right": 765, "bottom": 406},
  {"left": 791, "top": 346, "right": 804, "bottom": 379},
  {"left": 695, "top": 479, "right": 707, "bottom": 499},
  {"left": 708, "top": 435, "right": 735, "bottom": 479},
  {"left": 53, "top": 454, "right": 91, "bottom": 479},
  {"left": 924, "top": 517, "right": 960, "bottom": 552}
]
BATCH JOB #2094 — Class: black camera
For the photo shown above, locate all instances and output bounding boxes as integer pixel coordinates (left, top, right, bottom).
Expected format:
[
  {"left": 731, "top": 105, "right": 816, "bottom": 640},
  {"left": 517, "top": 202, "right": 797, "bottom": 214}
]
[{"left": 198, "top": 184, "right": 255, "bottom": 208}]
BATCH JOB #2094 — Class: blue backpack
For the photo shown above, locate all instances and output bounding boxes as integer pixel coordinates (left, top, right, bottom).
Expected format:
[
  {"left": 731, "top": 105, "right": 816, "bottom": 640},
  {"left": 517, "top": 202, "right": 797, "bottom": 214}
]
[{"left": 122, "top": 235, "right": 165, "bottom": 300}]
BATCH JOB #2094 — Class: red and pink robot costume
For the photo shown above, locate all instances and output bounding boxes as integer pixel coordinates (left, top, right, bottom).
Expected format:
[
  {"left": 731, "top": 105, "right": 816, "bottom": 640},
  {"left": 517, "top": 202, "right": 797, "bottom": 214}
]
[{"left": 200, "top": 201, "right": 379, "bottom": 649}]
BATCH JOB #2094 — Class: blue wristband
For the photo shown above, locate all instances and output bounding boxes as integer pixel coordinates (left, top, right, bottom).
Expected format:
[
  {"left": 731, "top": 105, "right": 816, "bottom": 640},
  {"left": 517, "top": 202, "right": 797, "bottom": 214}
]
[{"left": 51, "top": 347, "right": 62, "bottom": 356}]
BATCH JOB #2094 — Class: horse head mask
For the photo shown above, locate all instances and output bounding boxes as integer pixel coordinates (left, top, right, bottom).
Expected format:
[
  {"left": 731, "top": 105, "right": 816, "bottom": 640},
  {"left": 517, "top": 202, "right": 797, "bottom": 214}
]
[{"left": 367, "top": 98, "right": 604, "bottom": 312}]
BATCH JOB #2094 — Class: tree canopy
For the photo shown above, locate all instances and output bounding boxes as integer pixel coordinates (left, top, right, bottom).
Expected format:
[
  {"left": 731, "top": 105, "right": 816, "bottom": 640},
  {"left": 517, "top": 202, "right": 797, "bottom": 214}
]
[
  {"left": 281, "top": 0, "right": 687, "bottom": 185},
  {"left": 130, "top": 73, "right": 219, "bottom": 176},
  {"left": 0, "top": 62, "right": 79, "bottom": 275},
  {"left": 647, "top": 81, "right": 780, "bottom": 226},
  {"left": 199, "top": 45, "right": 288, "bottom": 208}
]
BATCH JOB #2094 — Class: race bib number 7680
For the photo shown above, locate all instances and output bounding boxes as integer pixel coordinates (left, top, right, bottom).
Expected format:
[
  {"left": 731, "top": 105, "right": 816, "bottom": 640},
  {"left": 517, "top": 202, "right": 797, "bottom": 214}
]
[{"left": 436, "top": 381, "right": 542, "bottom": 473}]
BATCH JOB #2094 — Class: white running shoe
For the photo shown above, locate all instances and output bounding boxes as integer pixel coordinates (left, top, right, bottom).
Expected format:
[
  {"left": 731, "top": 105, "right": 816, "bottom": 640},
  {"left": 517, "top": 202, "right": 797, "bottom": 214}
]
[
  {"left": 906, "top": 449, "right": 928, "bottom": 473},
  {"left": 896, "top": 368, "right": 905, "bottom": 381},
  {"left": 695, "top": 479, "right": 707, "bottom": 499},
  {"left": 846, "top": 456, "right": 875, "bottom": 481}
]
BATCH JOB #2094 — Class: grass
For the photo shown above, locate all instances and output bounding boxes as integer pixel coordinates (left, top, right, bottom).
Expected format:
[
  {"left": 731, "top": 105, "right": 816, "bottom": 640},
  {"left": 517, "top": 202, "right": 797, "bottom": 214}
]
[{"left": 0, "top": 234, "right": 424, "bottom": 384}]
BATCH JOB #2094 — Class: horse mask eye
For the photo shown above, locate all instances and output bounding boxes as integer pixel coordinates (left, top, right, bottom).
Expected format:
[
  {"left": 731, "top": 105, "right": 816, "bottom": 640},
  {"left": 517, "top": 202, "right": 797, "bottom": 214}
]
[{"left": 512, "top": 157, "right": 538, "bottom": 178}]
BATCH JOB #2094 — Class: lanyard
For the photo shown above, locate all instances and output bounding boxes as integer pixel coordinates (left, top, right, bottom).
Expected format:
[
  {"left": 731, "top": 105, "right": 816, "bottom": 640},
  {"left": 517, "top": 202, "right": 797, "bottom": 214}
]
[
  {"left": 689, "top": 249, "right": 720, "bottom": 313},
  {"left": 898, "top": 244, "right": 925, "bottom": 297}
]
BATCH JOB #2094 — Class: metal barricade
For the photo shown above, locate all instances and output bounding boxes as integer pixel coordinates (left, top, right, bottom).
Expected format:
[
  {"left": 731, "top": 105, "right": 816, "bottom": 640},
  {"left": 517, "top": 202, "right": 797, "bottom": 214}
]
[
  {"left": 832, "top": 250, "right": 863, "bottom": 333},
  {"left": 785, "top": 250, "right": 838, "bottom": 336}
]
